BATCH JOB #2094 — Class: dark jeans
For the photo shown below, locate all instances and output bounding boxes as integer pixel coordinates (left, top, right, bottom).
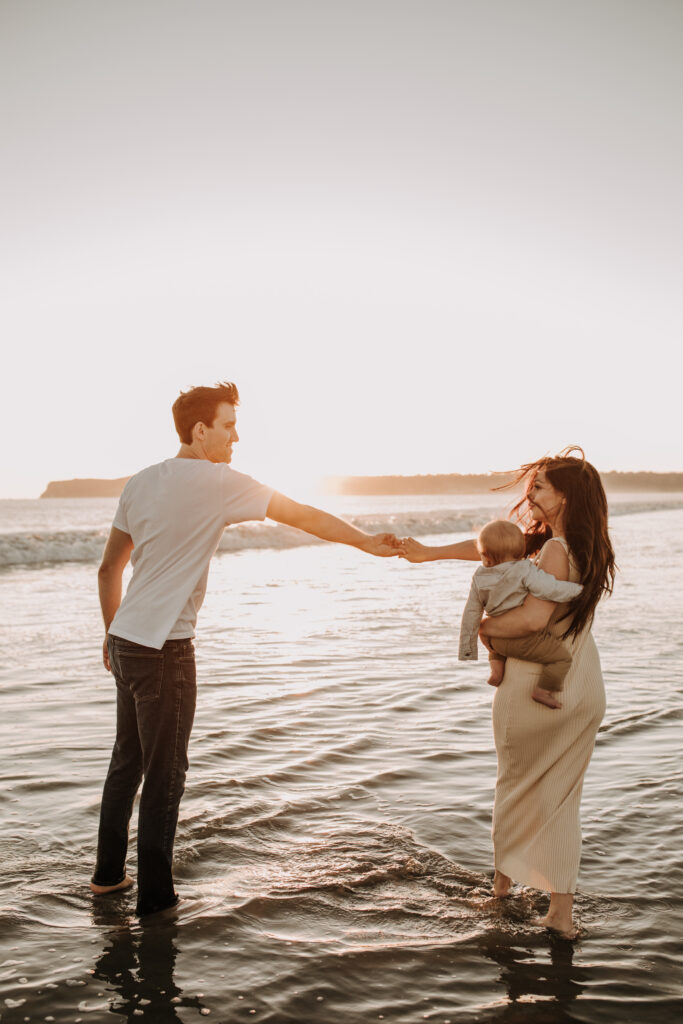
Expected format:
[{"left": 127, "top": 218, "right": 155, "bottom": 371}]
[{"left": 92, "top": 635, "right": 197, "bottom": 916}]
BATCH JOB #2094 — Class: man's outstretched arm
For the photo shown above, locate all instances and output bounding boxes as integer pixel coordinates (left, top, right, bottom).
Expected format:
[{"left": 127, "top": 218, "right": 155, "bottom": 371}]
[
  {"left": 266, "top": 493, "right": 399, "bottom": 557},
  {"left": 98, "top": 526, "right": 134, "bottom": 671}
]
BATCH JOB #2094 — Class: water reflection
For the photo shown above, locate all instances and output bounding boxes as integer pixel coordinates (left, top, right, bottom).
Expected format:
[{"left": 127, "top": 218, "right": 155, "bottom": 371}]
[
  {"left": 92, "top": 915, "right": 209, "bottom": 1022},
  {"left": 480, "top": 929, "right": 593, "bottom": 1023}
]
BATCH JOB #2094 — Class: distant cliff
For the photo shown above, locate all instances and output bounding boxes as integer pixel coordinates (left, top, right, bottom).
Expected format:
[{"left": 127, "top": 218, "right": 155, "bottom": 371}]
[
  {"left": 40, "top": 469, "right": 683, "bottom": 499},
  {"left": 40, "top": 477, "right": 131, "bottom": 498}
]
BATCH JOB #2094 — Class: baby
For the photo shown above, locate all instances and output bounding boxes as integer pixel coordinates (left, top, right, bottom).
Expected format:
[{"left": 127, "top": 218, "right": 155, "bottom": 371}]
[{"left": 458, "top": 519, "right": 583, "bottom": 708}]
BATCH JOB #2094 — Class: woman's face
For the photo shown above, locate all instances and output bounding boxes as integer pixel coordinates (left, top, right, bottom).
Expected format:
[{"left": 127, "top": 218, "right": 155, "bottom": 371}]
[{"left": 526, "top": 469, "right": 565, "bottom": 526}]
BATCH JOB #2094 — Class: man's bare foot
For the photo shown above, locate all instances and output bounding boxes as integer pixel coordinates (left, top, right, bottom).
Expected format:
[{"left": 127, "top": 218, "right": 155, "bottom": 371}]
[
  {"left": 532, "top": 687, "right": 562, "bottom": 708},
  {"left": 493, "top": 870, "right": 511, "bottom": 897},
  {"left": 90, "top": 875, "right": 134, "bottom": 895},
  {"left": 533, "top": 913, "right": 578, "bottom": 939},
  {"left": 487, "top": 662, "right": 505, "bottom": 687}
]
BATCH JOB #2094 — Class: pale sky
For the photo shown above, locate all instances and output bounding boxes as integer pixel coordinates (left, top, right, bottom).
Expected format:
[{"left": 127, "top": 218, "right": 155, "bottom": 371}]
[{"left": 1, "top": 0, "right": 681, "bottom": 498}]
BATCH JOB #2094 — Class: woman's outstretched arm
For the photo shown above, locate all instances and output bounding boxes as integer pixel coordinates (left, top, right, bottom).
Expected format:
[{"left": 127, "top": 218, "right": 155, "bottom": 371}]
[{"left": 398, "top": 537, "right": 479, "bottom": 563}]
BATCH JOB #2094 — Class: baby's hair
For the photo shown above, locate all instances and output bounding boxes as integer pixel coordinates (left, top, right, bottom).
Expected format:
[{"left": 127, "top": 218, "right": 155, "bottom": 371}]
[{"left": 477, "top": 520, "right": 526, "bottom": 565}]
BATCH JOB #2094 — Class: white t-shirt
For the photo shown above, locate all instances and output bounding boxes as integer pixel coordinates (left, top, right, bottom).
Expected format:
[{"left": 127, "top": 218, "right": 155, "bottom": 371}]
[{"left": 109, "top": 459, "right": 274, "bottom": 649}]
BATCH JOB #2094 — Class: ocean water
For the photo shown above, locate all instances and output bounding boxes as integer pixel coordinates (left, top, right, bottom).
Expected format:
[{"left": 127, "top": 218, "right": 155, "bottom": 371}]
[{"left": 1, "top": 492, "right": 682, "bottom": 1023}]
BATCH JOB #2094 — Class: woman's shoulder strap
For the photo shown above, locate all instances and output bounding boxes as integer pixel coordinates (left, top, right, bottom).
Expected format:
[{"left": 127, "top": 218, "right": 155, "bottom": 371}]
[
  {"left": 543, "top": 535, "right": 578, "bottom": 575},
  {"left": 545, "top": 535, "right": 569, "bottom": 554},
  {"left": 532, "top": 535, "right": 570, "bottom": 566}
]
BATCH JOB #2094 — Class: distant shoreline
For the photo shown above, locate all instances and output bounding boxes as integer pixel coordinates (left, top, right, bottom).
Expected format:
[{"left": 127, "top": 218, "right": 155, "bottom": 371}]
[
  {"left": 40, "top": 471, "right": 683, "bottom": 499},
  {"left": 326, "top": 473, "right": 518, "bottom": 495},
  {"left": 324, "top": 471, "right": 683, "bottom": 495}
]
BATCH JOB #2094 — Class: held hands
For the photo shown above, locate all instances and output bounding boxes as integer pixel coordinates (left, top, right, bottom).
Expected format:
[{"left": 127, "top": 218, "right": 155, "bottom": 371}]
[
  {"left": 397, "top": 537, "right": 431, "bottom": 562},
  {"left": 355, "top": 533, "right": 435, "bottom": 559},
  {"left": 361, "top": 532, "right": 402, "bottom": 557}
]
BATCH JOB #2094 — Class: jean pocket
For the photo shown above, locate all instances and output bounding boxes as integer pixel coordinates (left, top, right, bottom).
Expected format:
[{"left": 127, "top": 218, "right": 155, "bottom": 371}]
[
  {"left": 176, "top": 655, "right": 196, "bottom": 688},
  {"left": 119, "top": 651, "right": 164, "bottom": 704}
]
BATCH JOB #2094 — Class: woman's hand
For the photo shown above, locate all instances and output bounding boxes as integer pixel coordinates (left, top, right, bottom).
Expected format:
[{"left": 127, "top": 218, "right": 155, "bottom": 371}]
[
  {"left": 481, "top": 595, "right": 554, "bottom": 637},
  {"left": 398, "top": 537, "right": 431, "bottom": 562},
  {"left": 479, "top": 616, "right": 493, "bottom": 637}
]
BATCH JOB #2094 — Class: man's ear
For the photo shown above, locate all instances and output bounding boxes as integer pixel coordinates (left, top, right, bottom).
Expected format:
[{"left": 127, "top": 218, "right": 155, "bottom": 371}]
[{"left": 192, "top": 421, "right": 207, "bottom": 442}]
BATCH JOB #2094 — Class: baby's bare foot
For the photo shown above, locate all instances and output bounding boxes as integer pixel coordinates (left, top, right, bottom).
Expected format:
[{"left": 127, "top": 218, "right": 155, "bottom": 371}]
[
  {"left": 90, "top": 875, "right": 134, "bottom": 895},
  {"left": 532, "top": 687, "right": 562, "bottom": 708},
  {"left": 487, "top": 663, "right": 505, "bottom": 687}
]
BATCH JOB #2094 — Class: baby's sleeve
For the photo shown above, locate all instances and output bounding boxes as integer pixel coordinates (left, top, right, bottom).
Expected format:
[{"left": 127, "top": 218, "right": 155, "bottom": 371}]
[
  {"left": 524, "top": 563, "right": 583, "bottom": 603},
  {"left": 458, "top": 579, "right": 485, "bottom": 661}
]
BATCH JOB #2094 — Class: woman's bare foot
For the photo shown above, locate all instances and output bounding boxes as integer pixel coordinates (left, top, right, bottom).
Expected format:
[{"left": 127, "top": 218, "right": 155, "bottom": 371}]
[
  {"left": 90, "top": 875, "right": 134, "bottom": 895},
  {"left": 493, "top": 870, "right": 511, "bottom": 897},
  {"left": 487, "top": 660, "right": 505, "bottom": 687},
  {"left": 532, "top": 686, "right": 562, "bottom": 708},
  {"left": 533, "top": 913, "right": 578, "bottom": 939},
  {"left": 533, "top": 892, "right": 576, "bottom": 938}
]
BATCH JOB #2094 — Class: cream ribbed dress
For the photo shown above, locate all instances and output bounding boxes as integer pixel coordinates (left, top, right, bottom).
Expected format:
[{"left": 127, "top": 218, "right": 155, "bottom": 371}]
[{"left": 491, "top": 537, "right": 606, "bottom": 894}]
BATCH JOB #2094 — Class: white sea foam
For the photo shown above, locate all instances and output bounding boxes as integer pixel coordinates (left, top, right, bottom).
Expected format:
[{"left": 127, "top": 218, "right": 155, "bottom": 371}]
[
  {"left": 0, "top": 512, "right": 483, "bottom": 567},
  {"left": 1, "top": 498, "right": 681, "bottom": 568}
]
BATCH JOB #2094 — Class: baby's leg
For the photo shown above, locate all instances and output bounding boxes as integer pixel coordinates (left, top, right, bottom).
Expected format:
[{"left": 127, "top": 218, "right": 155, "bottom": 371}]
[
  {"left": 480, "top": 630, "right": 505, "bottom": 687},
  {"left": 531, "top": 643, "right": 571, "bottom": 709},
  {"left": 489, "top": 632, "right": 570, "bottom": 708},
  {"left": 487, "top": 654, "right": 506, "bottom": 687}
]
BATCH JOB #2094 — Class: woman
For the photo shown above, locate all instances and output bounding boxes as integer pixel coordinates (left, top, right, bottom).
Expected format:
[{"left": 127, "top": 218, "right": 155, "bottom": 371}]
[{"left": 399, "top": 448, "right": 615, "bottom": 938}]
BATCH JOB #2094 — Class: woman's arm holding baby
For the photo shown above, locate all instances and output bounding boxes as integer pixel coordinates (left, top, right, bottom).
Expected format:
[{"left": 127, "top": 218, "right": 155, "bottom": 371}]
[{"left": 480, "top": 539, "right": 570, "bottom": 639}]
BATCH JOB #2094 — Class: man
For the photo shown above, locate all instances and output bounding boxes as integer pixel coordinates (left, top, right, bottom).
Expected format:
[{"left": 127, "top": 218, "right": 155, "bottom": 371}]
[{"left": 91, "top": 381, "right": 398, "bottom": 916}]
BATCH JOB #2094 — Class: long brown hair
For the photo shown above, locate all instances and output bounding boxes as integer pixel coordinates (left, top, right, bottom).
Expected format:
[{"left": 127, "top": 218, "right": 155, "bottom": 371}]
[{"left": 498, "top": 447, "right": 616, "bottom": 639}]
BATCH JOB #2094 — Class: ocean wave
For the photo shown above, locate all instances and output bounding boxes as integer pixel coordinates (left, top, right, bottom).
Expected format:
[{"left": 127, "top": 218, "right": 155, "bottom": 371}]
[
  {"left": 1, "top": 500, "right": 681, "bottom": 568},
  {"left": 0, "top": 529, "right": 110, "bottom": 567},
  {"left": 0, "top": 511, "right": 487, "bottom": 568}
]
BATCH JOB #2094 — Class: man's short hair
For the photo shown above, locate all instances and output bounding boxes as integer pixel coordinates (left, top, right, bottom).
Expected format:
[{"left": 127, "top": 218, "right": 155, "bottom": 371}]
[{"left": 172, "top": 382, "right": 240, "bottom": 444}]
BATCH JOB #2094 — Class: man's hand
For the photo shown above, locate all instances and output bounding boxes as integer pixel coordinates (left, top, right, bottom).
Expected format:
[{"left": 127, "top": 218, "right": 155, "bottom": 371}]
[
  {"left": 102, "top": 636, "right": 111, "bottom": 672},
  {"left": 398, "top": 537, "right": 431, "bottom": 563},
  {"left": 360, "top": 532, "right": 401, "bottom": 557}
]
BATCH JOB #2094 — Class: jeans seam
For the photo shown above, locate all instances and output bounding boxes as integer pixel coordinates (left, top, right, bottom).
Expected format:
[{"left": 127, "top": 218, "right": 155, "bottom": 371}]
[{"left": 163, "top": 660, "right": 184, "bottom": 853}]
